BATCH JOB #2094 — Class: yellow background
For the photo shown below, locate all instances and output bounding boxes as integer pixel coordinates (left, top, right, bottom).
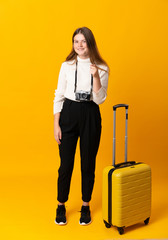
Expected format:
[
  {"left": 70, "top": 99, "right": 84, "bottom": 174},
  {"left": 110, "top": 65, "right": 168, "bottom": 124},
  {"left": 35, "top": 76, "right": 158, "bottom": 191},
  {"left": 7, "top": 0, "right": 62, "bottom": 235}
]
[{"left": 0, "top": 0, "right": 168, "bottom": 239}]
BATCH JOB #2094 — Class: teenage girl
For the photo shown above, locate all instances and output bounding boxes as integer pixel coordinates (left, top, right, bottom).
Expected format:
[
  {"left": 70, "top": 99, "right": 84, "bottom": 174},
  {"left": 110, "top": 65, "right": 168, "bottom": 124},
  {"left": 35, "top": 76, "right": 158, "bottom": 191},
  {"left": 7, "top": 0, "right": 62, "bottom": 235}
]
[{"left": 53, "top": 27, "right": 109, "bottom": 225}]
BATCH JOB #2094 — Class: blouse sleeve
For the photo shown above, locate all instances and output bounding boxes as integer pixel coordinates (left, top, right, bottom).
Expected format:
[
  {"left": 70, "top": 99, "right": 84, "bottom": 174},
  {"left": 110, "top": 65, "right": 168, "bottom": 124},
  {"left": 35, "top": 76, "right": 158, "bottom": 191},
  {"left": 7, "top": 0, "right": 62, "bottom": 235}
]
[
  {"left": 92, "top": 65, "right": 109, "bottom": 105},
  {"left": 53, "top": 62, "right": 67, "bottom": 115}
]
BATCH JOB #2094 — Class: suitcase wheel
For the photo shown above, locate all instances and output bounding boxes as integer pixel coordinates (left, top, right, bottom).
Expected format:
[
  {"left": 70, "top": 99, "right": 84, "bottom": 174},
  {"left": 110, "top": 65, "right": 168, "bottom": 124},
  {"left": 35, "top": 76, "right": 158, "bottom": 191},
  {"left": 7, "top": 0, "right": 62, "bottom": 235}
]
[
  {"left": 118, "top": 227, "right": 124, "bottom": 235},
  {"left": 103, "top": 220, "right": 111, "bottom": 228},
  {"left": 144, "top": 217, "right": 150, "bottom": 225}
]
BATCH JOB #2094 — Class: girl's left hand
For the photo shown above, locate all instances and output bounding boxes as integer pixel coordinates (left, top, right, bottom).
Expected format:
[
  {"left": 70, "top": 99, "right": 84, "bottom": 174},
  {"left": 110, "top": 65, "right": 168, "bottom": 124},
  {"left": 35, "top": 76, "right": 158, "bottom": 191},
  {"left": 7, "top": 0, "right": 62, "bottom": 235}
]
[{"left": 90, "top": 64, "right": 99, "bottom": 78}]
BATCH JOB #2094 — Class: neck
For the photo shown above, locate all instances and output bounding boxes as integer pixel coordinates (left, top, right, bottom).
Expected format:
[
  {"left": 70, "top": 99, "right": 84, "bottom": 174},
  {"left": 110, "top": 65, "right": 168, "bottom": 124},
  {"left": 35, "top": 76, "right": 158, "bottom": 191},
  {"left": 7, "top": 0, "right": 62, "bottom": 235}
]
[{"left": 77, "top": 54, "right": 89, "bottom": 59}]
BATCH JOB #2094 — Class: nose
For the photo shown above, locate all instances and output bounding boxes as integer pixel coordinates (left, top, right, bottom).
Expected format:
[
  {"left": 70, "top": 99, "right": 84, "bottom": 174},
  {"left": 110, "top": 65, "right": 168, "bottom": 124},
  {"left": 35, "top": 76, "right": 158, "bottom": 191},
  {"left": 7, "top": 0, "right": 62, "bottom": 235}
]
[{"left": 78, "top": 41, "right": 83, "bottom": 47}]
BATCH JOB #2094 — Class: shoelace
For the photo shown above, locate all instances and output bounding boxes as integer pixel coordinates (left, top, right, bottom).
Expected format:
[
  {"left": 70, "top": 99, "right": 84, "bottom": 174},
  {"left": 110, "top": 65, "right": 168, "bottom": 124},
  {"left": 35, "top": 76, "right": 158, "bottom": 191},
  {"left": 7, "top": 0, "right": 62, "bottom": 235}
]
[
  {"left": 79, "top": 208, "right": 89, "bottom": 216},
  {"left": 57, "top": 207, "right": 65, "bottom": 216}
]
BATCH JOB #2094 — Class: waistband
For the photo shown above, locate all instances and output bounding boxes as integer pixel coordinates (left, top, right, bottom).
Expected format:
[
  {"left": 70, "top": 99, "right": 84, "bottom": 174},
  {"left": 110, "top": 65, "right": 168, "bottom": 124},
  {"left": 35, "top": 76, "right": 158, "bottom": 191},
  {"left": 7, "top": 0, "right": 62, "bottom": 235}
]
[{"left": 65, "top": 98, "right": 94, "bottom": 104}]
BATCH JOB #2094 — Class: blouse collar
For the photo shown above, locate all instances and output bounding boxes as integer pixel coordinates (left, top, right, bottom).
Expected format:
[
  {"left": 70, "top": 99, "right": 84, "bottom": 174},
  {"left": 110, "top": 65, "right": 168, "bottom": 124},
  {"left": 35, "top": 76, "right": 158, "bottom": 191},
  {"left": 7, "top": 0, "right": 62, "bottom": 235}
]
[{"left": 77, "top": 55, "right": 91, "bottom": 63}]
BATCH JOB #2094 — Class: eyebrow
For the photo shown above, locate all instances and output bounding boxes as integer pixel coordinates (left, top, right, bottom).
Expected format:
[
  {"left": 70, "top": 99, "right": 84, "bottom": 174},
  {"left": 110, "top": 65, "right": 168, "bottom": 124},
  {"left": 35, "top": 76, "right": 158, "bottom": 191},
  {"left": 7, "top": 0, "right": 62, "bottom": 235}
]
[{"left": 74, "top": 39, "right": 86, "bottom": 41}]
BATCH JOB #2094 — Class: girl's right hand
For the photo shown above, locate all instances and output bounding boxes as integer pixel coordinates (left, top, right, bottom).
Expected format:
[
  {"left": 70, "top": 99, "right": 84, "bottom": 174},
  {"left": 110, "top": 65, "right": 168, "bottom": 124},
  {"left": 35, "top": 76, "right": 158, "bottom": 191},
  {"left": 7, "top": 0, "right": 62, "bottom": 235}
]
[{"left": 54, "top": 124, "right": 62, "bottom": 145}]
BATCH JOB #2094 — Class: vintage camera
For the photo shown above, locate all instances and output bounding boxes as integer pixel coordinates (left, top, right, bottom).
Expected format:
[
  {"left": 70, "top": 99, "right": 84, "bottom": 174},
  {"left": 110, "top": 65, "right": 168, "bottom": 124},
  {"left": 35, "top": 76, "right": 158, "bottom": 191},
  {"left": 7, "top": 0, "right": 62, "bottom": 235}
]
[{"left": 75, "top": 90, "right": 91, "bottom": 101}]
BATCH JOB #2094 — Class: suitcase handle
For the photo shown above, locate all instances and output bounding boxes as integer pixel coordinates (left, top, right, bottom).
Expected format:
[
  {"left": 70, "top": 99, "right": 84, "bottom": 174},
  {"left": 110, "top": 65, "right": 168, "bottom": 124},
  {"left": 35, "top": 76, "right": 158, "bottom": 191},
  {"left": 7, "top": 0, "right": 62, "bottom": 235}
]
[
  {"left": 113, "top": 104, "right": 129, "bottom": 111},
  {"left": 113, "top": 104, "right": 129, "bottom": 166},
  {"left": 114, "top": 161, "right": 136, "bottom": 168}
]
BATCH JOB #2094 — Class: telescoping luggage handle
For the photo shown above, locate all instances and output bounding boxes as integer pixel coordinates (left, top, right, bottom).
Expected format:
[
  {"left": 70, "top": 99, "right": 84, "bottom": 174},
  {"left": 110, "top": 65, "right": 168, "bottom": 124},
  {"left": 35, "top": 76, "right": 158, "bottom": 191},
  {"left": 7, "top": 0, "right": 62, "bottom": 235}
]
[{"left": 113, "top": 104, "right": 129, "bottom": 166}]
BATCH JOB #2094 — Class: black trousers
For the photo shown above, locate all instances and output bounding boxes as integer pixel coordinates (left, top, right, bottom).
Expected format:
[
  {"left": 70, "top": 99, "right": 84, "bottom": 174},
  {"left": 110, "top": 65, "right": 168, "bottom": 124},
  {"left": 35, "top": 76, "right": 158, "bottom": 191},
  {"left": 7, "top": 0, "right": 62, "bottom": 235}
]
[{"left": 57, "top": 98, "right": 102, "bottom": 203}]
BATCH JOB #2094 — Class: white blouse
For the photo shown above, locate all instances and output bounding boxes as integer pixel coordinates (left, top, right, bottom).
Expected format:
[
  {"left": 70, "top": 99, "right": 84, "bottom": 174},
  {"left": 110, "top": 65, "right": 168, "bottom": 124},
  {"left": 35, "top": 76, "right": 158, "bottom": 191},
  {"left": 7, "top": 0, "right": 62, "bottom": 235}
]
[{"left": 53, "top": 55, "right": 109, "bottom": 115}]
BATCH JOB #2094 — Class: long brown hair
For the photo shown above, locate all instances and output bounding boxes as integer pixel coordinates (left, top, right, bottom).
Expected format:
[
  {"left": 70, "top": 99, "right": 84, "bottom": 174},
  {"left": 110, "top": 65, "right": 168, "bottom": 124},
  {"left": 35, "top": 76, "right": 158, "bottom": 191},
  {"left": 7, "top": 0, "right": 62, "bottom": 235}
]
[{"left": 65, "top": 27, "right": 109, "bottom": 72}]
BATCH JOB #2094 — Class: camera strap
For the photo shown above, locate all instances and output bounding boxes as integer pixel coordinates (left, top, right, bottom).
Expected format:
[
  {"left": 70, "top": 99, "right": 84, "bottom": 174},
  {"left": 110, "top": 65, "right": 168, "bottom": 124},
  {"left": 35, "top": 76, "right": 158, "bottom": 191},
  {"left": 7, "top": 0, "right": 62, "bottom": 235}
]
[{"left": 74, "top": 60, "right": 93, "bottom": 93}]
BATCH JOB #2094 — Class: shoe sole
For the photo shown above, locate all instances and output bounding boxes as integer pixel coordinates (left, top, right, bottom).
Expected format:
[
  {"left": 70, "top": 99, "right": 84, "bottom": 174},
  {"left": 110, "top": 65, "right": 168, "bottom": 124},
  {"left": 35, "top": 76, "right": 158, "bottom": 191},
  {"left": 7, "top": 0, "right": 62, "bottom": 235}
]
[
  {"left": 79, "top": 220, "right": 92, "bottom": 226},
  {"left": 54, "top": 219, "right": 67, "bottom": 226}
]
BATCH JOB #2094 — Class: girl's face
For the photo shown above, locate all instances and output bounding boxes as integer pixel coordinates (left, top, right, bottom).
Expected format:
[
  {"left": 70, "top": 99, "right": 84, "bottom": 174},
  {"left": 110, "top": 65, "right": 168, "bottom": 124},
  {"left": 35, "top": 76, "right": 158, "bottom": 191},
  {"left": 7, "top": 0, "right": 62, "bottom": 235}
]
[{"left": 73, "top": 33, "right": 89, "bottom": 59}]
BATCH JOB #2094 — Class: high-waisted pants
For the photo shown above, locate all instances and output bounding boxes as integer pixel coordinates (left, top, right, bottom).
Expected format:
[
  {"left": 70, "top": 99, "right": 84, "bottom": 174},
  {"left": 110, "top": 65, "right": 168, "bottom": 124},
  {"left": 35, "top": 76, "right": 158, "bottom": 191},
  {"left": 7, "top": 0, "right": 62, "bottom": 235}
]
[{"left": 57, "top": 98, "right": 102, "bottom": 203}]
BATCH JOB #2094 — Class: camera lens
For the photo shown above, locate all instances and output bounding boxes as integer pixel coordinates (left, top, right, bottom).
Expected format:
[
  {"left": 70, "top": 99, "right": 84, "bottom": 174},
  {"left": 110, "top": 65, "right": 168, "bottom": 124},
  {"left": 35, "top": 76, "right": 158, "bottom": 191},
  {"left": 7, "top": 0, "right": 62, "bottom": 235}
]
[{"left": 82, "top": 93, "right": 87, "bottom": 99}]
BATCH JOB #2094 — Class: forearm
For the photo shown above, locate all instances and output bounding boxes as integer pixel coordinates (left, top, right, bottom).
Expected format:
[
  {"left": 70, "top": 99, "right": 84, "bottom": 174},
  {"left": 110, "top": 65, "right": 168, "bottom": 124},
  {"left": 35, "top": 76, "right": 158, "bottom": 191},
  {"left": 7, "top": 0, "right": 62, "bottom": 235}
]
[
  {"left": 93, "top": 75, "right": 102, "bottom": 93},
  {"left": 92, "top": 69, "right": 109, "bottom": 105},
  {"left": 54, "top": 112, "right": 61, "bottom": 127}
]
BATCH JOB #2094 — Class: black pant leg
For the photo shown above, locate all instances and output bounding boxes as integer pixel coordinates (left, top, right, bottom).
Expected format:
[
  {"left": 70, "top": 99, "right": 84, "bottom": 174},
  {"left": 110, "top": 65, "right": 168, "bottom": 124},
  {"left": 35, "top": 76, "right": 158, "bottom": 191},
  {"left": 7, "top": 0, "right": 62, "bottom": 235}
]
[
  {"left": 57, "top": 99, "right": 79, "bottom": 203},
  {"left": 79, "top": 102, "right": 102, "bottom": 202}
]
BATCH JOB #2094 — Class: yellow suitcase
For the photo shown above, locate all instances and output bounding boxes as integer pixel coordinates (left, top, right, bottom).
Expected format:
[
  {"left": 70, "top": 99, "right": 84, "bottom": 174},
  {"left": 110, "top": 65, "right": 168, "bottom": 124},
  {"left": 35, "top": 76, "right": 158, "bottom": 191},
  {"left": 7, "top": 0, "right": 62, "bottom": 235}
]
[{"left": 102, "top": 104, "right": 151, "bottom": 235}]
